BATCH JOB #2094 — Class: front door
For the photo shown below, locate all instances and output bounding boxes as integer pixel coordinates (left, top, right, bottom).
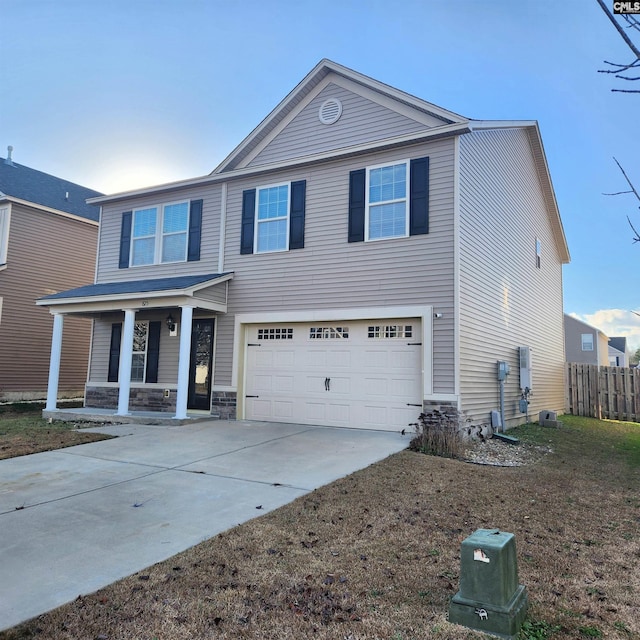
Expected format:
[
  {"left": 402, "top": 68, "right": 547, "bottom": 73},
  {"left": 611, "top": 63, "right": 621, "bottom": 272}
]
[{"left": 188, "top": 319, "right": 215, "bottom": 410}]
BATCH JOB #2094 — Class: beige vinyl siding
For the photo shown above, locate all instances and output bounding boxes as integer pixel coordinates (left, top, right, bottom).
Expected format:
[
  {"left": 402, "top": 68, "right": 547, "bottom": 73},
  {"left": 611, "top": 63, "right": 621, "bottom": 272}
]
[
  {"left": 0, "top": 203, "right": 97, "bottom": 397},
  {"left": 216, "top": 137, "right": 457, "bottom": 391},
  {"left": 194, "top": 282, "right": 227, "bottom": 305},
  {"left": 248, "top": 83, "right": 431, "bottom": 168},
  {"left": 89, "top": 310, "right": 189, "bottom": 385},
  {"left": 458, "top": 128, "right": 566, "bottom": 426},
  {"left": 95, "top": 185, "right": 223, "bottom": 283}
]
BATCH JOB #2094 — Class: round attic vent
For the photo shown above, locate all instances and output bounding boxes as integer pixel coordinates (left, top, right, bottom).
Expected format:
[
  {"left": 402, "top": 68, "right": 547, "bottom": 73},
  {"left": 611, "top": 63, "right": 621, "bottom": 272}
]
[{"left": 318, "top": 98, "right": 343, "bottom": 125}]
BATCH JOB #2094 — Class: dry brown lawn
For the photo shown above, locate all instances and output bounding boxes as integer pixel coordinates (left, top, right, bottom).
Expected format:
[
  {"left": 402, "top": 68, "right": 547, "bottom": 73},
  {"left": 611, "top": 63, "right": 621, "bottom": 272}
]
[
  {"left": 0, "top": 408, "right": 111, "bottom": 460},
  {"left": 1, "top": 415, "right": 639, "bottom": 640}
]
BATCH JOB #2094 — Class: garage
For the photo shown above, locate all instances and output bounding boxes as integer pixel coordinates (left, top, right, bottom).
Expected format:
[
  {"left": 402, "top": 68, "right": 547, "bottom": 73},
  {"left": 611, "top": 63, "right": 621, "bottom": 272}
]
[{"left": 244, "top": 319, "right": 423, "bottom": 431}]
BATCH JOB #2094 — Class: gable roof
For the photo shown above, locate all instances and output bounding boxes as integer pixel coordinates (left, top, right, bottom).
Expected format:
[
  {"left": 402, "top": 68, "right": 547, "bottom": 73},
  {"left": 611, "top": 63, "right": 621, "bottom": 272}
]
[
  {"left": 212, "top": 59, "right": 469, "bottom": 174},
  {"left": 37, "top": 273, "right": 232, "bottom": 303},
  {"left": 608, "top": 336, "right": 628, "bottom": 353},
  {"left": 0, "top": 156, "right": 103, "bottom": 222},
  {"left": 84, "top": 59, "right": 569, "bottom": 264}
]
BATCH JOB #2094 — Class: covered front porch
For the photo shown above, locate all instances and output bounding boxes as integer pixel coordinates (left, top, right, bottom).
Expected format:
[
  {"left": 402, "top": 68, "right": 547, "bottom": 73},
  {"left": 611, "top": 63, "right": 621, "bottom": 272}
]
[
  {"left": 37, "top": 273, "right": 234, "bottom": 422},
  {"left": 42, "top": 406, "right": 213, "bottom": 426}
]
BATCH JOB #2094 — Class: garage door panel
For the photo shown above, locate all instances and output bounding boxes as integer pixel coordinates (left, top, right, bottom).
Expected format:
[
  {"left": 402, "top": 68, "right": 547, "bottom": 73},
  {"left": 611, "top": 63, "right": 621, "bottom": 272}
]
[
  {"left": 305, "top": 375, "right": 327, "bottom": 393},
  {"left": 273, "top": 376, "right": 294, "bottom": 393},
  {"left": 249, "top": 398, "right": 273, "bottom": 419},
  {"left": 363, "top": 376, "right": 388, "bottom": 396},
  {"left": 253, "top": 375, "right": 273, "bottom": 392},
  {"left": 390, "top": 349, "right": 421, "bottom": 370},
  {"left": 273, "top": 401, "right": 294, "bottom": 420},
  {"left": 325, "top": 403, "right": 350, "bottom": 424},
  {"left": 327, "top": 350, "right": 351, "bottom": 368},
  {"left": 245, "top": 319, "right": 422, "bottom": 431},
  {"left": 329, "top": 376, "right": 351, "bottom": 394},
  {"left": 274, "top": 350, "right": 295, "bottom": 367},
  {"left": 254, "top": 350, "right": 274, "bottom": 367},
  {"left": 304, "top": 402, "right": 327, "bottom": 423},
  {"left": 306, "top": 350, "right": 327, "bottom": 367}
]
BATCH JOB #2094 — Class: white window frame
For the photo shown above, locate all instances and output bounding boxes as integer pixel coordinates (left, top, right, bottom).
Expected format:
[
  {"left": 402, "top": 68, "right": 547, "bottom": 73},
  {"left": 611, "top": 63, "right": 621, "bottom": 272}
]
[
  {"left": 130, "top": 200, "right": 189, "bottom": 267},
  {"left": 365, "top": 159, "right": 409, "bottom": 242},
  {"left": 131, "top": 321, "right": 149, "bottom": 382},
  {"left": 581, "top": 333, "right": 594, "bottom": 351},
  {"left": 254, "top": 182, "right": 290, "bottom": 253},
  {"left": 0, "top": 204, "right": 11, "bottom": 265},
  {"left": 161, "top": 201, "right": 190, "bottom": 263}
]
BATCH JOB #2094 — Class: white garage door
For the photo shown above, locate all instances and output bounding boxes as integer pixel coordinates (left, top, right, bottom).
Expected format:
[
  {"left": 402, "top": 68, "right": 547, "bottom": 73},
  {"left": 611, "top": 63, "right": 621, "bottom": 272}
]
[{"left": 244, "top": 319, "right": 423, "bottom": 431}]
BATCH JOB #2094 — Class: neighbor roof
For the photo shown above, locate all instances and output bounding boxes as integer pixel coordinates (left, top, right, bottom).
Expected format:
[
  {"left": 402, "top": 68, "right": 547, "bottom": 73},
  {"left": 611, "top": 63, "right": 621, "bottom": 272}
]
[
  {"left": 0, "top": 157, "right": 103, "bottom": 221},
  {"left": 608, "top": 337, "right": 628, "bottom": 353}
]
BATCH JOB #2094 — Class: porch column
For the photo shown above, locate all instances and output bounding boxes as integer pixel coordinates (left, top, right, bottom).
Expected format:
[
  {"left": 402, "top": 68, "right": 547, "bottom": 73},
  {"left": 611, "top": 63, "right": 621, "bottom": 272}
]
[
  {"left": 117, "top": 308, "right": 136, "bottom": 415},
  {"left": 45, "top": 313, "right": 64, "bottom": 411},
  {"left": 174, "top": 305, "right": 194, "bottom": 420}
]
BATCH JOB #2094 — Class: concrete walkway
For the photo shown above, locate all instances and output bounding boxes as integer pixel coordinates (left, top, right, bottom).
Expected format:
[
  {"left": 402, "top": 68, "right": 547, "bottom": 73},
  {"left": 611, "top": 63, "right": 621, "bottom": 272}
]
[{"left": 0, "top": 420, "right": 409, "bottom": 631}]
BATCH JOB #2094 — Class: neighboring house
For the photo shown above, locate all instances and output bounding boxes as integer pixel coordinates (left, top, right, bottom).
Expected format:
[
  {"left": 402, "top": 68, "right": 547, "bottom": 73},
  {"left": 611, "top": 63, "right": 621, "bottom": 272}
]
[
  {"left": 38, "top": 59, "right": 570, "bottom": 430},
  {"left": 0, "top": 148, "right": 101, "bottom": 401},
  {"left": 564, "top": 314, "right": 609, "bottom": 367},
  {"left": 608, "top": 336, "right": 631, "bottom": 367}
]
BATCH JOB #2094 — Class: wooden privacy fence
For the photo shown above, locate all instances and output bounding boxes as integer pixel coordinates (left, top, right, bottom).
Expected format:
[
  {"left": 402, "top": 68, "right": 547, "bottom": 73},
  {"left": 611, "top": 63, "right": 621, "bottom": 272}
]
[{"left": 566, "top": 363, "right": 640, "bottom": 422}]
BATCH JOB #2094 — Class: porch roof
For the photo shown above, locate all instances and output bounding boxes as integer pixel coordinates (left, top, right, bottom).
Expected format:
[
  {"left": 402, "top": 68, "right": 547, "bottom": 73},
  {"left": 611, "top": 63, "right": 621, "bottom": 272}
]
[{"left": 36, "top": 273, "right": 233, "bottom": 314}]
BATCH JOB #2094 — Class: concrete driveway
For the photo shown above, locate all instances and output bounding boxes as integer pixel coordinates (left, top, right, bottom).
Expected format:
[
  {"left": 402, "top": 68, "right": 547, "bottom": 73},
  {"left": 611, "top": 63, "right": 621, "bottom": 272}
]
[{"left": 0, "top": 419, "right": 409, "bottom": 631}]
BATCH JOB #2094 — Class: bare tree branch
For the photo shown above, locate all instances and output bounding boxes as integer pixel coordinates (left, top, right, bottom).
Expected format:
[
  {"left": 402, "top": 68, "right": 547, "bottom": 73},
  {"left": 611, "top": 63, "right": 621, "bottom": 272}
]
[
  {"left": 600, "top": 59, "right": 640, "bottom": 70},
  {"left": 596, "top": 0, "right": 640, "bottom": 58},
  {"left": 613, "top": 157, "right": 640, "bottom": 201},
  {"left": 604, "top": 159, "right": 640, "bottom": 243},
  {"left": 628, "top": 216, "right": 640, "bottom": 243}
]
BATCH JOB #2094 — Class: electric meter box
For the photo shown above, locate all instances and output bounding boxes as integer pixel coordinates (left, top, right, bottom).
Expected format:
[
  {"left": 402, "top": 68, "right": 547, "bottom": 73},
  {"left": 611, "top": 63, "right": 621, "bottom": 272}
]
[
  {"left": 497, "top": 361, "right": 510, "bottom": 381},
  {"left": 519, "top": 346, "right": 532, "bottom": 391},
  {"left": 449, "top": 529, "right": 528, "bottom": 639}
]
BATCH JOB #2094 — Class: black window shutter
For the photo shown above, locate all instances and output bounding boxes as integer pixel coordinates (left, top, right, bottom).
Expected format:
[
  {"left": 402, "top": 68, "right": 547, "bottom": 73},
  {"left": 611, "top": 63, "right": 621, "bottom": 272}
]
[
  {"left": 348, "top": 169, "right": 366, "bottom": 243},
  {"left": 187, "top": 199, "right": 203, "bottom": 262},
  {"left": 240, "top": 189, "right": 256, "bottom": 255},
  {"left": 289, "top": 180, "right": 306, "bottom": 250},
  {"left": 409, "top": 157, "right": 429, "bottom": 236},
  {"left": 108, "top": 323, "right": 122, "bottom": 382},
  {"left": 145, "top": 321, "right": 161, "bottom": 383},
  {"left": 119, "top": 212, "right": 132, "bottom": 269}
]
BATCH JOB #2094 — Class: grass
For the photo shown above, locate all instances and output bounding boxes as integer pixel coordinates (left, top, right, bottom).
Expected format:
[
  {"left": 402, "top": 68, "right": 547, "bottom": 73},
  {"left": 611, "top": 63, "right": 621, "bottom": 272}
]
[
  {"left": 0, "top": 406, "right": 111, "bottom": 460},
  {"left": 0, "top": 413, "right": 639, "bottom": 639}
]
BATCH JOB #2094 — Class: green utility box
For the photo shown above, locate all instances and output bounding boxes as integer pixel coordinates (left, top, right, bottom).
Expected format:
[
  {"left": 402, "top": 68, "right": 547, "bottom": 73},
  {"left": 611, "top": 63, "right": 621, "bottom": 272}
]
[{"left": 449, "top": 529, "right": 528, "bottom": 639}]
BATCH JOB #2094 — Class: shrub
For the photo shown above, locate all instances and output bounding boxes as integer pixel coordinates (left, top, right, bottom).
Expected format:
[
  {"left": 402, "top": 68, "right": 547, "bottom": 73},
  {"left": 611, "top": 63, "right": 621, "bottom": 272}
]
[{"left": 409, "top": 409, "right": 463, "bottom": 459}]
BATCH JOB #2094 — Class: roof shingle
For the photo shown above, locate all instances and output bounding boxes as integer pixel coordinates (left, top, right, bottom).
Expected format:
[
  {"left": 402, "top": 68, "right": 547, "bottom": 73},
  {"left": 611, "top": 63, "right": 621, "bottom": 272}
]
[{"left": 0, "top": 157, "right": 103, "bottom": 221}]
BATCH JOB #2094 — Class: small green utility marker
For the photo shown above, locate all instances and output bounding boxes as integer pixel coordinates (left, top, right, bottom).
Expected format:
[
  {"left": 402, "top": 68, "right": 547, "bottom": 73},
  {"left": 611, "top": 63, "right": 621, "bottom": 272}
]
[{"left": 449, "top": 529, "right": 528, "bottom": 639}]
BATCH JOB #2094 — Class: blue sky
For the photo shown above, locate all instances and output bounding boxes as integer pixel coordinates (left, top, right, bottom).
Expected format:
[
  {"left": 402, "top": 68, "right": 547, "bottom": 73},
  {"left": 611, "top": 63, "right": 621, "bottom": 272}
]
[{"left": 2, "top": 0, "right": 639, "bottom": 350}]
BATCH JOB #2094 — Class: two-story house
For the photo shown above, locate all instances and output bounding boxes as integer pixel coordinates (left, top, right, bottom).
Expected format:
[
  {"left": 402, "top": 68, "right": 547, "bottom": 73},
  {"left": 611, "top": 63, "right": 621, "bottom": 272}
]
[
  {"left": 564, "top": 314, "right": 609, "bottom": 367},
  {"left": 0, "top": 149, "right": 101, "bottom": 401},
  {"left": 38, "top": 60, "right": 570, "bottom": 430}
]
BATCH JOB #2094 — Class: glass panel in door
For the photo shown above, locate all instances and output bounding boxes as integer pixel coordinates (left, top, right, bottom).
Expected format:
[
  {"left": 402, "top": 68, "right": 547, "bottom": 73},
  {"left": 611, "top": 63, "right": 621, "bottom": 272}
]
[{"left": 188, "top": 319, "right": 214, "bottom": 410}]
